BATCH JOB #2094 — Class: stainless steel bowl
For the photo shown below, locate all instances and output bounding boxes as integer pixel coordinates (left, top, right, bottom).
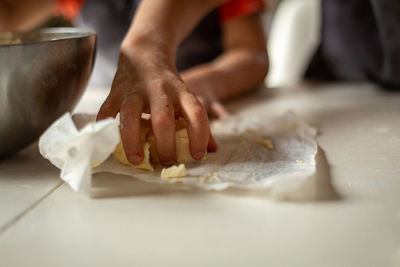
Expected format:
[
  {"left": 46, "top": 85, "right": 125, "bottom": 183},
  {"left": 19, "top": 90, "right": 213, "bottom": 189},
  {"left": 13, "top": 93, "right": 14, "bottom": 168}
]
[{"left": 0, "top": 28, "right": 96, "bottom": 158}]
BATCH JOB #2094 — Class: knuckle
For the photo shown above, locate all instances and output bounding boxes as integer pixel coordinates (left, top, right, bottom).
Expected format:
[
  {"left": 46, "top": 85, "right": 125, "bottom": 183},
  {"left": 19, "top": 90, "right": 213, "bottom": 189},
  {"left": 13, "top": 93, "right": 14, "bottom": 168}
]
[
  {"left": 178, "top": 91, "right": 192, "bottom": 100},
  {"left": 153, "top": 113, "right": 172, "bottom": 130},
  {"left": 191, "top": 103, "right": 207, "bottom": 120},
  {"left": 122, "top": 90, "right": 141, "bottom": 102},
  {"left": 151, "top": 78, "right": 170, "bottom": 92},
  {"left": 119, "top": 110, "right": 134, "bottom": 122}
]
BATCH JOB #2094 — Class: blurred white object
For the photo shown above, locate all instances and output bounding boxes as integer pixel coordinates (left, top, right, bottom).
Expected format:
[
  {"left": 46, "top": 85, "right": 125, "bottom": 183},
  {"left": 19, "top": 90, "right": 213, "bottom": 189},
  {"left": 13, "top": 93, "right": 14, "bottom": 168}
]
[{"left": 267, "top": 0, "right": 321, "bottom": 87}]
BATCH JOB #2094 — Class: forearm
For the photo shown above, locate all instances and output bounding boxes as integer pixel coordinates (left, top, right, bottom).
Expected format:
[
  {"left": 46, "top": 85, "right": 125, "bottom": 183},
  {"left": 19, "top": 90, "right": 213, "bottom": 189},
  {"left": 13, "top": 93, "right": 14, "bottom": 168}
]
[
  {"left": 182, "top": 48, "right": 269, "bottom": 101},
  {"left": 121, "top": 0, "right": 225, "bottom": 63},
  {"left": 0, "top": 0, "right": 55, "bottom": 31},
  {"left": 0, "top": 1, "right": 15, "bottom": 30}
]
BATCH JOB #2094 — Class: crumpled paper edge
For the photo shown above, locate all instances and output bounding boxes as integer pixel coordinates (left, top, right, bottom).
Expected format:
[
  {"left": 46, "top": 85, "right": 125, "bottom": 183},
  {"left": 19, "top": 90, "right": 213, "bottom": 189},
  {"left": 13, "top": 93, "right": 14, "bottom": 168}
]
[{"left": 39, "top": 112, "right": 119, "bottom": 193}]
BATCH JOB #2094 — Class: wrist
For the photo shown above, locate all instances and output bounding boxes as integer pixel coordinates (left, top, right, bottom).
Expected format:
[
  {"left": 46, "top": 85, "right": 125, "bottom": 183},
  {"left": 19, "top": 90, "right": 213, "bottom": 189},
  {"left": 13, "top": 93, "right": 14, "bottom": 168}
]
[{"left": 121, "top": 30, "right": 177, "bottom": 64}]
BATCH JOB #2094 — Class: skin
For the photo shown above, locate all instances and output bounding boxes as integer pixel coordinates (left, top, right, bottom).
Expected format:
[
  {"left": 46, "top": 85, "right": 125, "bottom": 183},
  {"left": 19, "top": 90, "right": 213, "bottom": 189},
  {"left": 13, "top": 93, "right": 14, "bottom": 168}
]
[
  {"left": 0, "top": 0, "right": 269, "bottom": 166},
  {"left": 0, "top": 0, "right": 55, "bottom": 31},
  {"left": 181, "top": 13, "right": 269, "bottom": 117},
  {"left": 97, "top": 0, "right": 268, "bottom": 166}
]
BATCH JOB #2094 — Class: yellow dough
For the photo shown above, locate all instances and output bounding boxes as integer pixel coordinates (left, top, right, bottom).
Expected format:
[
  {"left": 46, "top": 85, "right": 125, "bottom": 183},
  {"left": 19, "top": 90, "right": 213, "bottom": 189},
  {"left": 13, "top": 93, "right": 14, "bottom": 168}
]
[
  {"left": 148, "top": 127, "right": 194, "bottom": 164},
  {"left": 148, "top": 117, "right": 196, "bottom": 163},
  {"left": 175, "top": 129, "right": 194, "bottom": 163},
  {"left": 113, "top": 117, "right": 201, "bottom": 171}
]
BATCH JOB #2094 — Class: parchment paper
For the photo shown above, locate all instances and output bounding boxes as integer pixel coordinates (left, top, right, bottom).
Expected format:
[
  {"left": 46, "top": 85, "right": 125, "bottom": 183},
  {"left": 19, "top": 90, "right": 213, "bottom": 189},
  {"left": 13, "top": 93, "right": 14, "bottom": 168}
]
[{"left": 39, "top": 110, "right": 318, "bottom": 194}]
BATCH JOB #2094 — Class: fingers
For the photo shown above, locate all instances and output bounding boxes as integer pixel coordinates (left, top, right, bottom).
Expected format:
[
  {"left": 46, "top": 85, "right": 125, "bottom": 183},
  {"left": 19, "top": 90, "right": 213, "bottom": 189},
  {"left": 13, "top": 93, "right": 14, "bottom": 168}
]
[
  {"left": 150, "top": 92, "right": 176, "bottom": 166},
  {"left": 210, "top": 101, "right": 230, "bottom": 118},
  {"left": 207, "top": 130, "right": 218, "bottom": 152},
  {"left": 189, "top": 96, "right": 218, "bottom": 152},
  {"left": 97, "top": 93, "right": 121, "bottom": 121},
  {"left": 98, "top": 70, "right": 217, "bottom": 167},
  {"left": 178, "top": 92, "right": 209, "bottom": 160},
  {"left": 119, "top": 94, "right": 145, "bottom": 165},
  {"left": 97, "top": 72, "right": 125, "bottom": 121},
  {"left": 194, "top": 94, "right": 229, "bottom": 119},
  {"left": 195, "top": 96, "right": 218, "bottom": 152}
]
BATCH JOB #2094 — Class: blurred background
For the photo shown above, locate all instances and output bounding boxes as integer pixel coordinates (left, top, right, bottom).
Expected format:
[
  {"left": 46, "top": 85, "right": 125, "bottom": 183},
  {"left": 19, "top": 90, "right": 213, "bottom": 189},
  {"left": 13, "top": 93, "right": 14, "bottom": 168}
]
[
  {"left": 33, "top": 0, "right": 322, "bottom": 89},
  {"left": 264, "top": 0, "right": 321, "bottom": 88}
]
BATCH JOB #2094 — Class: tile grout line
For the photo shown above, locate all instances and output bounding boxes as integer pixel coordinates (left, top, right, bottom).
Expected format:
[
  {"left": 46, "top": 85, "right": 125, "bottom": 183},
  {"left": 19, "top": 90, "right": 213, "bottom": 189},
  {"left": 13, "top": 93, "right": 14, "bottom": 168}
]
[{"left": 0, "top": 181, "right": 65, "bottom": 236}]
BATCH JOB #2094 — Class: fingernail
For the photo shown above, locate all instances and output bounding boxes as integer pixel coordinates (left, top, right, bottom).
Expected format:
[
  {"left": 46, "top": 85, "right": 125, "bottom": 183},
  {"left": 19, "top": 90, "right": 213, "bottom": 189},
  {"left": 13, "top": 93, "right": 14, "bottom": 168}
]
[
  {"left": 129, "top": 154, "right": 143, "bottom": 165},
  {"left": 193, "top": 151, "right": 205, "bottom": 160}
]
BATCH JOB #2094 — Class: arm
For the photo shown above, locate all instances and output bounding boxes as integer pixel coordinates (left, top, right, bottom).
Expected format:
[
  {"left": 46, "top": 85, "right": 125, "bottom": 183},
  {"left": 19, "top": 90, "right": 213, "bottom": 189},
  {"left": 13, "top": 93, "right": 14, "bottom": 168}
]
[
  {"left": 97, "top": 0, "right": 224, "bottom": 166},
  {"left": 0, "top": 0, "right": 56, "bottom": 31},
  {"left": 181, "top": 13, "right": 269, "bottom": 117}
]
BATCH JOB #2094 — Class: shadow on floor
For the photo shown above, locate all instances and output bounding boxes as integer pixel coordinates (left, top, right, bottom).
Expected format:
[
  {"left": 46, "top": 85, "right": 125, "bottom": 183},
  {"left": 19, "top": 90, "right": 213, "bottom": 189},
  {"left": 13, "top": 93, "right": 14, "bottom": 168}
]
[
  {"left": 276, "top": 146, "right": 341, "bottom": 201},
  {"left": 90, "top": 173, "right": 178, "bottom": 199}
]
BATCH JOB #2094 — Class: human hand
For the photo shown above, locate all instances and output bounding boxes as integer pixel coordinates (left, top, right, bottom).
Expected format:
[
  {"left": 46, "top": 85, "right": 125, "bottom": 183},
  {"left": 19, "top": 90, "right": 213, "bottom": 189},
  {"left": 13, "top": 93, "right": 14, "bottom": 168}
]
[
  {"left": 97, "top": 45, "right": 217, "bottom": 166},
  {"left": 181, "top": 70, "right": 230, "bottom": 118}
]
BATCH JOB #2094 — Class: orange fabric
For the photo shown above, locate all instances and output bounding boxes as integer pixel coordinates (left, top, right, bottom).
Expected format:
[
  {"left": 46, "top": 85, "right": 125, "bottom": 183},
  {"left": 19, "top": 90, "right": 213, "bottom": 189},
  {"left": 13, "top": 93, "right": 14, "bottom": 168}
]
[
  {"left": 55, "top": 0, "right": 265, "bottom": 22},
  {"left": 219, "top": 0, "right": 266, "bottom": 22},
  {"left": 55, "top": 0, "right": 85, "bottom": 20}
]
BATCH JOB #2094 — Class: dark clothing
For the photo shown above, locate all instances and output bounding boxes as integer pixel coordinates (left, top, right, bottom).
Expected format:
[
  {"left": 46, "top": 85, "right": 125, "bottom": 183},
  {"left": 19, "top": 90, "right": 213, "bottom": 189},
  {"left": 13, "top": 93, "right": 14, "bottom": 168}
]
[{"left": 306, "top": 0, "right": 400, "bottom": 89}]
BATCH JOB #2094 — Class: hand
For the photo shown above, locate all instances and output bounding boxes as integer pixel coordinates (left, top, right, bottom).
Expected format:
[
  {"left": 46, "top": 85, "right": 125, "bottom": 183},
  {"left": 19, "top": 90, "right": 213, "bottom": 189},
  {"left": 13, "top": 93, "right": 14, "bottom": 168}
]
[
  {"left": 97, "top": 45, "right": 217, "bottom": 166},
  {"left": 181, "top": 70, "right": 230, "bottom": 118}
]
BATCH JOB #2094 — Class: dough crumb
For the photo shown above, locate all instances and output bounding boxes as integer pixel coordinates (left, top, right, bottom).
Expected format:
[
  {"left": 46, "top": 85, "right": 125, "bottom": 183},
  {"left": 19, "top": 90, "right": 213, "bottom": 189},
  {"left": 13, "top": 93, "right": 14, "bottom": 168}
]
[
  {"left": 254, "top": 137, "right": 274, "bottom": 150},
  {"left": 245, "top": 128, "right": 261, "bottom": 135},
  {"left": 161, "top": 164, "right": 187, "bottom": 180},
  {"left": 296, "top": 159, "right": 305, "bottom": 164},
  {"left": 200, "top": 175, "right": 219, "bottom": 183}
]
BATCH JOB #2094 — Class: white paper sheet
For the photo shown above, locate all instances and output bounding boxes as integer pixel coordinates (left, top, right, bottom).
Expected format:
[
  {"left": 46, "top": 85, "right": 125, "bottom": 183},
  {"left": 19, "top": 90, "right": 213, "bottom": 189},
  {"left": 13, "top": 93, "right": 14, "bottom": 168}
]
[{"left": 39, "top": 111, "right": 318, "bottom": 195}]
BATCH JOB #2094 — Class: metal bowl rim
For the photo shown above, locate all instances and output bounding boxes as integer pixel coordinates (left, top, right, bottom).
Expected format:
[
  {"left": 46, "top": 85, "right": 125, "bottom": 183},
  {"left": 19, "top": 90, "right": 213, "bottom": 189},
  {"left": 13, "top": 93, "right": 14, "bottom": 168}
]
[{"left": 0, "top": 27, "right": 96, "bottom": 47}]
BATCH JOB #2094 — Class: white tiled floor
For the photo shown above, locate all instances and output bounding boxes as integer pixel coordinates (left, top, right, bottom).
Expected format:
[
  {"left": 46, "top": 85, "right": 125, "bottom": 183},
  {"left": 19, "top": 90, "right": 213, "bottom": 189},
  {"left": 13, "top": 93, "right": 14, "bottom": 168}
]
[
  {"left": 1, "top": 83, "right": 399, "bottom": 267},
  {"left": 0, "top": 145, "right": 62, "bottom": 234}
]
